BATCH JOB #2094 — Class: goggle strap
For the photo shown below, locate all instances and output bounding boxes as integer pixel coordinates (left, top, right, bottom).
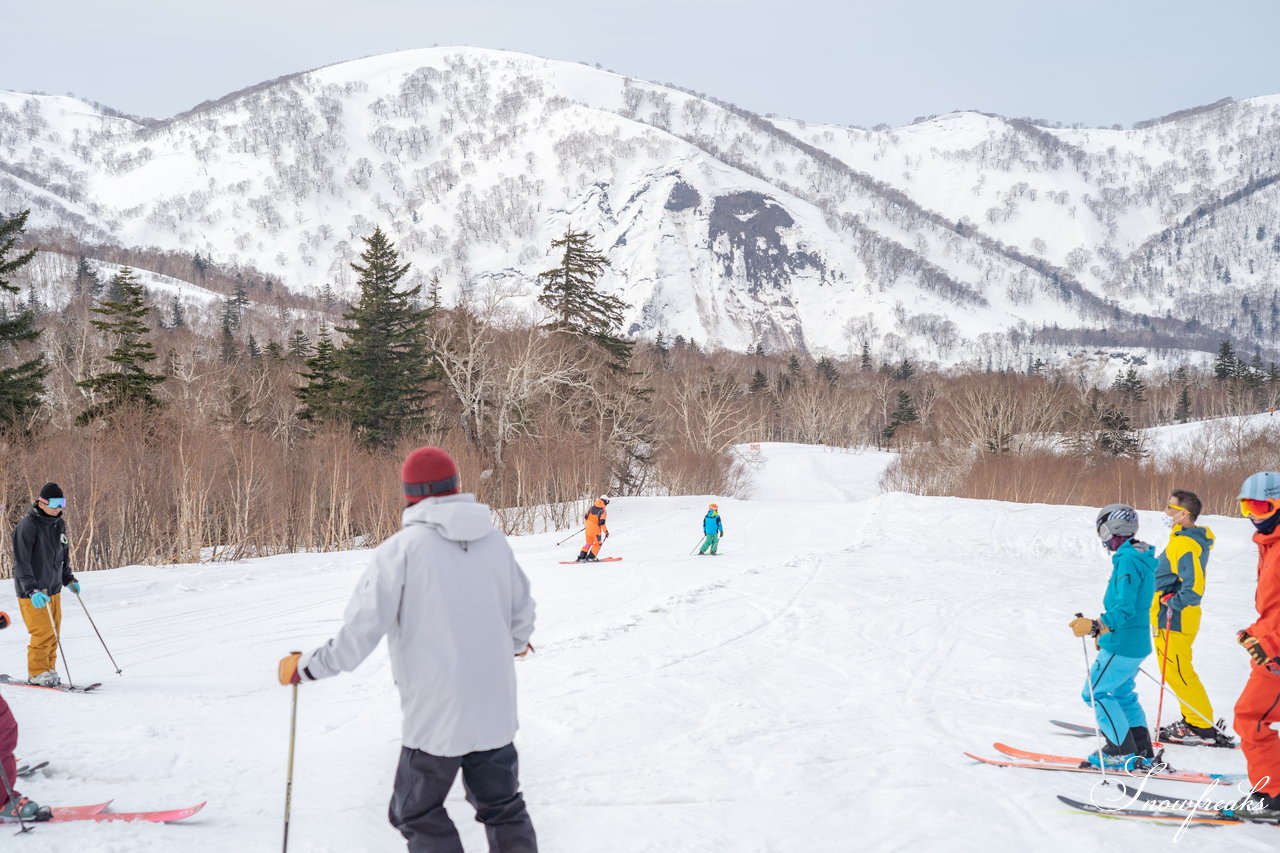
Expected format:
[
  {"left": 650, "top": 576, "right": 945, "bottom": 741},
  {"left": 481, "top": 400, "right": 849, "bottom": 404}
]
[{"left": 404, "top": 475, "right": 459, "bottom": 497}]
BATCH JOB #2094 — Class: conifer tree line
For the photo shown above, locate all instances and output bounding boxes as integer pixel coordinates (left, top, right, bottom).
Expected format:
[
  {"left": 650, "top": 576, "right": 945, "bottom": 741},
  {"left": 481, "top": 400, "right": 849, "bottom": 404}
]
[{"left": 0, "top": 207, "right": 1277, "bottom": 575}]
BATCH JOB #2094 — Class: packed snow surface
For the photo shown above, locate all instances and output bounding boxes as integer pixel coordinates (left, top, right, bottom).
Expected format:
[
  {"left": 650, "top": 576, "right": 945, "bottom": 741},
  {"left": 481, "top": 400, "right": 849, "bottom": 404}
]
[{"left": 1, "top": 442, "right": 1271, "bottom": 850}]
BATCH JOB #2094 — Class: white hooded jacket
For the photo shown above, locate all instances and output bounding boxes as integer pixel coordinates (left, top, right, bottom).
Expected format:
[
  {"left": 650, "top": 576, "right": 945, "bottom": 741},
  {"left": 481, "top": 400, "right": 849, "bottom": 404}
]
[{"left": 300, "top": 493, "right": 536, "bottom": 757}]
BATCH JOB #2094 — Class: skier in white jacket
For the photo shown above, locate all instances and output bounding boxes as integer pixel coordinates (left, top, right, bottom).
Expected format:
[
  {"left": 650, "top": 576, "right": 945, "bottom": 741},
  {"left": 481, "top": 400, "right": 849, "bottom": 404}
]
[{"left": 279, "top": 446, "right": 537, "bottom": 853}]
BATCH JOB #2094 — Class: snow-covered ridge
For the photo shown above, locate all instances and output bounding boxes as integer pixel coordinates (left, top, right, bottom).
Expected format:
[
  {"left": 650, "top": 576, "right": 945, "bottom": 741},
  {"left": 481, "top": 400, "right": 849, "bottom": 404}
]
[{"left": 3, "top": 47, "right": 1277, "bottom": 366}]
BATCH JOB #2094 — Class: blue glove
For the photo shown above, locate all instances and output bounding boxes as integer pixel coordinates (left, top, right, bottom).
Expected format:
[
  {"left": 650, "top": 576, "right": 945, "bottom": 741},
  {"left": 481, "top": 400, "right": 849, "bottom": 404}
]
[
  {"left": 68, "top": 581, "right": 80, "bottom": 594},
  {"left": 30, "top": 591, "right": 49, "bottom": 609}
]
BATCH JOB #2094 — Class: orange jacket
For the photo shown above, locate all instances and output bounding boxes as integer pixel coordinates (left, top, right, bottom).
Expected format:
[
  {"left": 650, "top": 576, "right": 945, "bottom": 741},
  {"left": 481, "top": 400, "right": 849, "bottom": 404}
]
[
  {"left": 1246, "top": 526, "right": 1280, "bottom": 660},
  {"left": 585, "top": 499, "right": 608, "bottom": 538}
]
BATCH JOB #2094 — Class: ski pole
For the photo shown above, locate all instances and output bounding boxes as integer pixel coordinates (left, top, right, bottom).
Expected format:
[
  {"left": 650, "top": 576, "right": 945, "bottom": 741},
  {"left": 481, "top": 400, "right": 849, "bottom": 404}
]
[
  {"left": 1137, "top": 667, "right": 1231, "bottom": 739},
  {"left": 0, "top": 761, "right": 33, "bottom": 835},
  {"left": 73, "top": 590, "right": 122, "bottom": 675},
  {"left": 45, "top": 595, "right": 73, "bottom": 690},
  {"left": 1153, "top": 600, "right": 1173, "bottom": 745},
  {"left": 555, "top": 526, "right": 585, "bottom": 547},
  {"left": 1077, "top": 613, "right": 1109, "bottom": 784},
  {"left": 282, "top": 656, "right": 301, "bottom": 853},
  {"left": 690, "top": 537, "right": 704, "bottom": 556}
]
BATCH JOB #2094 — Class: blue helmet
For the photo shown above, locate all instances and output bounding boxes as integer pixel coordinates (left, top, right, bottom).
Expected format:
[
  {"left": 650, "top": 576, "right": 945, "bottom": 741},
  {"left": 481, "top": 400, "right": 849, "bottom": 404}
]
[{"left": 1239, "top": 472, "right": 1280, "bottom": 502}]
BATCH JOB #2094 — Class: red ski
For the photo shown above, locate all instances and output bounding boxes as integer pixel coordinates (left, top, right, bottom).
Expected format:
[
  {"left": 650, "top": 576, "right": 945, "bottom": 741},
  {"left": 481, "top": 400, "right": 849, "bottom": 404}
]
[
  {"left": 0, "top": 801, "right": 205, "bottom": 825},
  {"left": 991, "top": 742, "right": 1245, "bottom": 782},
  {"left": 558, "top": 557, "right": 623, "bottom": 564},
  {"left": 64, "top": 802, "right": 206, "bottom": 823}
]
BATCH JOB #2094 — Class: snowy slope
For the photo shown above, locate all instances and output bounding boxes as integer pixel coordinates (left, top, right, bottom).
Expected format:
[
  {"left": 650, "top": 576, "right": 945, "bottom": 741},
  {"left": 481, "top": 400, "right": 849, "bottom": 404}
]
[{"left": 0, "top": 444, "right": 1272, "bottom": 850}]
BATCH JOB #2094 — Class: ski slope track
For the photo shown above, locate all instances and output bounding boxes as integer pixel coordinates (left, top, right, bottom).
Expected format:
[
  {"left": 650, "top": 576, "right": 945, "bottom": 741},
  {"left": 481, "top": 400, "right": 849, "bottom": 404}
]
[{"left": 0, "top": 441, "right": 1272, "bottom": 850}]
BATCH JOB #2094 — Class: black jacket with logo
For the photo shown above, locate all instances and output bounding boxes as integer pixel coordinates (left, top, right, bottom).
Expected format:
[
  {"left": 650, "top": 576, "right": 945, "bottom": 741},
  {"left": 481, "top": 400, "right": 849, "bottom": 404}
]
[{"left": 12, "top": 503, "right": 75, "bottom": 599}]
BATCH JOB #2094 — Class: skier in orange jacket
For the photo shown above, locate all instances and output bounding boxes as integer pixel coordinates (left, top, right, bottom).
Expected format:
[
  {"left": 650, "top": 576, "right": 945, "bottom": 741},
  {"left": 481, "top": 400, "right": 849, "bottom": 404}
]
[
  {"left": 576, "top": 497, "right": 609, "bottom": 562},
  {"left": 1232, "top": 471, "right": 1280, "bottom": 819}
]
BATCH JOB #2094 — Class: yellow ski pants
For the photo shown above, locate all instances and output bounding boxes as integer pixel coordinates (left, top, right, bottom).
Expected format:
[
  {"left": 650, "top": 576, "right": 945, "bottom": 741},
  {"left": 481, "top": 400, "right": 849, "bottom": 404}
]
[
  {"left": 18, "top": 593, "right": 62, "bottom": 680},
  {"left": 1155, "top": 628, "right": 1214, "bottom": 729}
]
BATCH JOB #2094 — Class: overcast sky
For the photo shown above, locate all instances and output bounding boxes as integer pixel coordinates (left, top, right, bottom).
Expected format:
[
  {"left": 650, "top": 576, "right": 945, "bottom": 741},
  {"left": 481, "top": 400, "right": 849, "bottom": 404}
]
[{"left": 3, "top": 0, "right": 1277, "bottom": 129}]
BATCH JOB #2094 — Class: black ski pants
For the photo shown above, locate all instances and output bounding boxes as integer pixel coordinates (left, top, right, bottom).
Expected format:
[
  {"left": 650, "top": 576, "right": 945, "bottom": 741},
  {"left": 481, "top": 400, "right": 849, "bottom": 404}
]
[{"left": 388, "top": 742, "right": 537, "bottom": 853}]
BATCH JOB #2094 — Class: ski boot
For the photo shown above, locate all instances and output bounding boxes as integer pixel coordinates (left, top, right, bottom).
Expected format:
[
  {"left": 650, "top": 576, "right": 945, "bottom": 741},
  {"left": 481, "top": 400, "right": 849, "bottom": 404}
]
[
  {"left": 1158, "top": 718, "right": 1216, "bottom": 746},
  {"left": 1223, "top": 792, "right": 1280, "bottom": 821},
  {"left": 0, "top": 794, "right": 52, "bottom": 822},
  {"left": 28, "top": 671, "right": 59, "bottom": 687}
]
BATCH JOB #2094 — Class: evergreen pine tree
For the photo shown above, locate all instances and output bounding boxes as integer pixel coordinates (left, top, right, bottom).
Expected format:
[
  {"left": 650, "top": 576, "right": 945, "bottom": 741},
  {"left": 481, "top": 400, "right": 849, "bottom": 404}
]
[
  {"left": 426, "top": 274, "right": 442, "bottom": 313},
  {"left": 77, "top": 266, "right": 166, "bottom": 424},
  {"left": 319, "top": 281, "right": 337, "bottom": 311},
  {"left": 859, "top": 342, "right": 872, "bottom": 371},
  {"left": 74, "top": 255, "right": 100, "bottom": 296},
  {"left": 334, "top": 228, "right": 435, "bottom": 445},
  {"left": 1214, "top": 340, "right": 1238, "bottom": 380},
  {"left": 170, "top": 295, "right": 185, "bottom": 328},
  {"left": 287, "top": 329, "right": 311, "bottom": 359},
  {"left": 296, "top": 325, "right": 342, "bottom": 422},
  {"left": 748, "top": 368, "right": 769, "bottom": 396},
  {"left": 247, "top": 334, "right": 262, "bottom": 360},
  {"left": 1112, "top": 367, "right": 1146, "bottom": 403},
  {"left": 265, "top": 340, "right": 285, "bottom": 360},
  {"left": 537, "top": 229, "right": 632, "bottom": 366},
  {"left": 894, "top": 358, "right": 916, "bottom": 382},
  {"left": 1098, "top": 406, "right": 1142, "bottom": 457},
  {"left": 881, "top": 390, "right": 919, "bottom": 444},
  {"left": 816, "top": 356, "right": 839, "bottom": 386},
  {"left": 1174, "top": 386, "right": 1193, "bottom": 423},
  {"left": 0, "top": 210, "right": 49, "bottom": 431}
]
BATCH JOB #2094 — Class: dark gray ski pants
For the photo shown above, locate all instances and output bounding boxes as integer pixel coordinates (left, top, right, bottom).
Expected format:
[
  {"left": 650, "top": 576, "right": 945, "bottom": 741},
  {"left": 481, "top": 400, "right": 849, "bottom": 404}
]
[{"left": 388, "top": 742, "right": 537, "bottom": 853}]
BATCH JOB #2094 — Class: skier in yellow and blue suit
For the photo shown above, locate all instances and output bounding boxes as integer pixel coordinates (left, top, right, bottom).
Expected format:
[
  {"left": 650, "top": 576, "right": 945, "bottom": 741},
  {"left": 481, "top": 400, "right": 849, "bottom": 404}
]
[
  {"left": 698, "top": 504, "right": 723, "bottom": 555},
  {"left": 1152, "top": 489, "right": 1234, "bottom": 746}
]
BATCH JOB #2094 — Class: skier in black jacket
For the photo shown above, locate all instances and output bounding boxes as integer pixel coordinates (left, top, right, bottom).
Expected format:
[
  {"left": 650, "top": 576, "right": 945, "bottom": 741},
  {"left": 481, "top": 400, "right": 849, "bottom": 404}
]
[{"left": 11, "top": 483, "right": 78, "bottom": 687}]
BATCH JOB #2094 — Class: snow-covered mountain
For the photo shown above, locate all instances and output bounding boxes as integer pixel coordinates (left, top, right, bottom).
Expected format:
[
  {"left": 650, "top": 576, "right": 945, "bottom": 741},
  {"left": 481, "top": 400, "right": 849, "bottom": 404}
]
[{"left": 3, "top": 47, "right": 1278, "bottom": 364}]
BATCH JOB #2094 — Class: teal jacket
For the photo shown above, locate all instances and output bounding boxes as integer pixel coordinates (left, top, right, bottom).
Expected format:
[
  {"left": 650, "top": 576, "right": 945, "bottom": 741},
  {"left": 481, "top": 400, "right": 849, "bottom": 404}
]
[{"left": 1098, "top": 538, "right": 1157, "bottom": 658}]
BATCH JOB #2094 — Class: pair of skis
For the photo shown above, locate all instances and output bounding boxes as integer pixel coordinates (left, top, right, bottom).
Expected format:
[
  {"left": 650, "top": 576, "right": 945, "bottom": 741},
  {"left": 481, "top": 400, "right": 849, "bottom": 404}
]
[
  {"left": 967, "top": 724, "right": 1278, "bottom": 827},
  {"left": 0, "top": 674, "right": 102, "bottom": 693},
  {"left": 558, "top": 556, "right": 623, "bottom": 564}
]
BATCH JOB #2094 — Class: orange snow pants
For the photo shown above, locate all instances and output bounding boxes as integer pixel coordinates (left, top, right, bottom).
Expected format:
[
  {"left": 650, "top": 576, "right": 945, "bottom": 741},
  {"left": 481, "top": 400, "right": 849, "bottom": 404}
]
[
  {"left": 1235, "top": 666, "right": 1280, "bottom": 798},
  {"left": 18, "top": 593, "right": 62, "bottom": 680}
]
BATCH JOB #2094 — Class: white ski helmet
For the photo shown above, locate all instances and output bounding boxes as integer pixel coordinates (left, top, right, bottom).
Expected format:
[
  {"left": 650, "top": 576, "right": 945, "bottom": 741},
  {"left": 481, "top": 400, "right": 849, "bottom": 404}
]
[
  {"left": 1096, "top": 504, "right": 1139, "bottom": 543},
  {"left": 1238, "top": 472, "right": 1280, "bottom": 503}
]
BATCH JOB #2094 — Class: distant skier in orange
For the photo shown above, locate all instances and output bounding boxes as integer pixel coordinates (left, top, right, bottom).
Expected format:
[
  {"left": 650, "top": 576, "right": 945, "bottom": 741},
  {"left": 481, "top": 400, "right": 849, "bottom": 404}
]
[{"left": 576, "top": 496, "right": 609, "bottom": 562}]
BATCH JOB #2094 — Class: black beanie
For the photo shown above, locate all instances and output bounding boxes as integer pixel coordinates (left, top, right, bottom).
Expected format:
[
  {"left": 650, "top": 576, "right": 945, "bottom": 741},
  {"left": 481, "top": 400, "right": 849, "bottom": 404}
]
[{"left": 39, "top": 482, "right": 63, "bottom": 500}]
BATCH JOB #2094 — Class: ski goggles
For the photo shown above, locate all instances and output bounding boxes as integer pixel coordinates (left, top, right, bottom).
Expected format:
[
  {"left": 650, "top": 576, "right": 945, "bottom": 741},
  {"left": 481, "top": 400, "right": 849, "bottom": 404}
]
[
  {"left": 1240, "top": 498, "right": 1279, "bottom": 519},
  {"left": 45, "top": 497, "right": 66, "bottom": 509}
]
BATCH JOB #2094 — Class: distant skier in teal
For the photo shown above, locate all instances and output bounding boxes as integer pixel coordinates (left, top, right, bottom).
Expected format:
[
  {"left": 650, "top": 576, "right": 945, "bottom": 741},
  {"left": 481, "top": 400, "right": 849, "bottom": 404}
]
[
  {"left": 1069, "top": 504, "right": 1158, "bottom": 770},
  {"left": 698, "top": 503, "right": 723, "bottom": 555}
]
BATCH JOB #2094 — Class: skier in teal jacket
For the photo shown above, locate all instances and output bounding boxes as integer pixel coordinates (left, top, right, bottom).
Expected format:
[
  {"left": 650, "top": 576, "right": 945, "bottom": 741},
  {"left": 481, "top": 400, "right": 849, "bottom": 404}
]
[
  {"left": 698, "top": 504, "right": 723, "bottom": 555},
  {"left": 1070, "top": 504, "right": 1158, "bottom": 770}
]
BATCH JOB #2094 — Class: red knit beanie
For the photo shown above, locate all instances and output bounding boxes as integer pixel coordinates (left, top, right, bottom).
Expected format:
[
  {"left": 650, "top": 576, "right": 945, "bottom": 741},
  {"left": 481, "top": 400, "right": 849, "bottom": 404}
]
[{"left": 401, "top": 447, "right": 460, "bottom": 503}]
